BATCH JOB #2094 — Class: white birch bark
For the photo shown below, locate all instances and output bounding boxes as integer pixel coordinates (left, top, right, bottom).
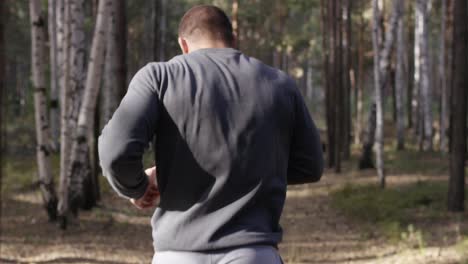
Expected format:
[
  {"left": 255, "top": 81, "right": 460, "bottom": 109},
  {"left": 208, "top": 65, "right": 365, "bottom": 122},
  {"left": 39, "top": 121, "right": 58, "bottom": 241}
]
[
  {"left": 418, "top": 0, "right": 433, "bottom": 150},
  {"left": 48, "top": 0, "right": 60, "bottom": 151},
  {"left": 57, "top": 0, "right": 72, "bottom": 227},
  {"left": 30, "top": 0, "right": 58, "bottom": 220},
  {"left": 66, "top": 0, "right": 111, "bottom": 219},
  {"left": 372, "top": 0, "right": 403, "bottom": 187},
  {"left": 396, "top": 2, "right": 406, "bottom": 150}
]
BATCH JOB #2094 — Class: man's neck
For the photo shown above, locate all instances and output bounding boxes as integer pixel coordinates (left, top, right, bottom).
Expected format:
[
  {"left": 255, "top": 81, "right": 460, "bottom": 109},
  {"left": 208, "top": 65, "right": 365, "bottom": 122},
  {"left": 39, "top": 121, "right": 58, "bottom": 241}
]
[{"left": 188, "top": 40, "right": 232, "bottom": 53}]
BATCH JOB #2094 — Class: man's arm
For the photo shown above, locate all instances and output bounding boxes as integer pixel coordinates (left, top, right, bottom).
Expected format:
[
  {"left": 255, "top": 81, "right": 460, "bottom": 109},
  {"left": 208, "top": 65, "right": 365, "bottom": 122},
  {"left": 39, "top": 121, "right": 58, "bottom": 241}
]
[
  {"left": 98, "top": 65, "right": 159, "bottom": 199},
  {"left": 287, "top": 89, "right": 324, "bottom": 185}
]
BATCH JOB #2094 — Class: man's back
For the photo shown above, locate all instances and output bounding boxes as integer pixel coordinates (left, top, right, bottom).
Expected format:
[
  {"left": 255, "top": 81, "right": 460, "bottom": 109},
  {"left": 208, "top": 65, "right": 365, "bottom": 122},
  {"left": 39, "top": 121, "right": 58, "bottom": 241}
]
[{"left": 98, "top": 48, "right": 323, "bottom": 252}]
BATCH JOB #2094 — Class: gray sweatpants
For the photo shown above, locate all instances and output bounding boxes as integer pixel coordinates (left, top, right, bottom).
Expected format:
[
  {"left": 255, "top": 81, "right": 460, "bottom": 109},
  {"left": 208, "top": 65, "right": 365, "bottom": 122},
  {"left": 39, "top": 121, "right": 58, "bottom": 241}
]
[{"left": 152, "top": 245, "right": 283, "bottom": 264}]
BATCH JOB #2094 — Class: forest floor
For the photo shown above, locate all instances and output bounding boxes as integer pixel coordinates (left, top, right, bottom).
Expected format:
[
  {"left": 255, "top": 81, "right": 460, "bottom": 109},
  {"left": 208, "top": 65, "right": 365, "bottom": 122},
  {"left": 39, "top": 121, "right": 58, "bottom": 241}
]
[{"left": 1, "top": 145, "right": 468, "bottom": 264}]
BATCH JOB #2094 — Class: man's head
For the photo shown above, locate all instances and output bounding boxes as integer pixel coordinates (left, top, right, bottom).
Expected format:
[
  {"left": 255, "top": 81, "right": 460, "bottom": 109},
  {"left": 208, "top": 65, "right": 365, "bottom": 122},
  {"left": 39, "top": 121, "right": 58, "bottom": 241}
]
[{"left": 178, "top": 5, "right": 235, "bottom": 54}]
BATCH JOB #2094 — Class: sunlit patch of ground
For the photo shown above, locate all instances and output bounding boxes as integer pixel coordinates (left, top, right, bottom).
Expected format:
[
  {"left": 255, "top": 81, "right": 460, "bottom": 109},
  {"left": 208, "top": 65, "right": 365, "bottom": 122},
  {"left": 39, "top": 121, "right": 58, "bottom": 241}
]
[{"left": 1, "top": 147, "right": 467, "bottom": 263}]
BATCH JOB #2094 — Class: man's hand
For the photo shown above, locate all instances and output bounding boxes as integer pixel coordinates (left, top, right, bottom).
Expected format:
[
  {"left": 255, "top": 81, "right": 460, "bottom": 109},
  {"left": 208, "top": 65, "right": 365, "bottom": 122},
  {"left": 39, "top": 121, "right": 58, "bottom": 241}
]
[{"left": 130, "top": 167, "right": 160, "bottom": 210}]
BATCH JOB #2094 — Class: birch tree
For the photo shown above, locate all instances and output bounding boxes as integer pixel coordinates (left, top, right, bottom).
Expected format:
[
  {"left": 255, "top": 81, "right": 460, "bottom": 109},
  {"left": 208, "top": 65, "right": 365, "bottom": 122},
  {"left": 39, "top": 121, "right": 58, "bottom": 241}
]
[
  {"left": 48, "top": 0, "right": 60, "bottom": 150},
  {"left": 362, "top": 0, "right": 402, "bottom": 187},
  {"left": 57, "top": 0, "right": 87, "bottom": 226},
  {"left": 29, "top": 0, "right": 58, "bottom": 220},
  {"left": 57, "top": 0, "right": 71, "bottom": 227},
  {"left": 448, "top": 0, "right": 467, "bottom": 212},
  {"left": 64, "top": 0, "right": 112, "bottom": 224},
  {"left": 395, "top": 2, "right": 406, "bottom": 150},
  {"left": 415, "top": 0, "right": 433, "bottom": 151}
]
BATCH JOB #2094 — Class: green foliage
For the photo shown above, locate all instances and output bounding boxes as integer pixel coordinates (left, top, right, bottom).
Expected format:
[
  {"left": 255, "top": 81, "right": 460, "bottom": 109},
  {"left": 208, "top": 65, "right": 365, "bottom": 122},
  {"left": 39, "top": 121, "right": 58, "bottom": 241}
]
[{"left": 331, "top": 181, "right": 468, "bottom": 243}]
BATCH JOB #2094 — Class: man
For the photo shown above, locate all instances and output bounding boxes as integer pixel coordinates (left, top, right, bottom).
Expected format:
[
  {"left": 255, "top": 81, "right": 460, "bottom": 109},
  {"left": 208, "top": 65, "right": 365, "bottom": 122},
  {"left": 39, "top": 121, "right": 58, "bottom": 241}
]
[{"left": 98, "top": 5, "right": 323, "bottom": 264}]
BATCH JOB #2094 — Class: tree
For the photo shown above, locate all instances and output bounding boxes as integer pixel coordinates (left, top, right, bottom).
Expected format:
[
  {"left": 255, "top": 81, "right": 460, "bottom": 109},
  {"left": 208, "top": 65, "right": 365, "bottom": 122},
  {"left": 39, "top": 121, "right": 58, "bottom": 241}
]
[
  {"left": 64, "top": 0, "right": 111, "bottom": 227},
  {"left": 29, "top": 0, "right": 58, "bottom": 220},
  {"left": 342, "top": 0, "right": 352, "bottom": 160},
  {"left": 152, "top": 0, "right": 167, "bottom": 61},
  {"left": 57, "top": 0, "right": 88, "bottom": 226},
  {"left": 414, "top": 0, "right": 433, "bottom": 151},
  {"left": 0, "top": 0, "right": 4, "bottom": 190},
  {"left": 447, "top": 0, "right": 467, "bottom": 212},
  {"left": 395, "top": 1, "right": 406, "bottom": 150},
  {"left": 361, "top": 0, "right": 402, "bottom": 187},
  {"left": 439, "top": 0, "right": 452, "bottom": 152},
  {"left": 48, "top": 0, "right": 60, "bottom": 151},
  {"left": 232, "top": 0, "right": 239, "bottom": 48},
  {"left": 57, "top": 0, "right": 72, "bottom": 227}
]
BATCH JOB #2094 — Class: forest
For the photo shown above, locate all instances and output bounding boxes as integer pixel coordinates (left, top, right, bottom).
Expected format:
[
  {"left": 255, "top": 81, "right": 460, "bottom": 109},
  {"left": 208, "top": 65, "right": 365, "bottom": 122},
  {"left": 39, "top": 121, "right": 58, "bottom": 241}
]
[{"left": 1, "top": 0, "right": 467, "bottom": 263}]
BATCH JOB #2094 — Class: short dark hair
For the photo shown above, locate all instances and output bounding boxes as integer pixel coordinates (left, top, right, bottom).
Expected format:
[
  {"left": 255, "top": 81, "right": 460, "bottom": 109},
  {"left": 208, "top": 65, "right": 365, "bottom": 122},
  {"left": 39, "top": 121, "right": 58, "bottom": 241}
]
[{"left": 178, "top": 5, "right": 234, "bottom": 44}]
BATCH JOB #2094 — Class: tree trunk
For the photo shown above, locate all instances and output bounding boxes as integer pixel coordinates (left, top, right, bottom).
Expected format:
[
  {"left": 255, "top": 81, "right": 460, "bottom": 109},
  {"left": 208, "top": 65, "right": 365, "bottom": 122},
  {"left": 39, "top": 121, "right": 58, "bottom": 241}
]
[
  {"left": 361, "top": 0, "right": 402, "bottom": 186},
  {"left": 29, "top": 0, "right": 58, "bottom": 221},
  {"left": 232, "top": 0, "right": 239, "bottom": 48},
  {"left": 395, "top": 2, "right": 406, "bottom": 150},
  {"left": 0, "top": 0, "right": 4, "bottom": 193},
  {"left": 354, "top": 15, "right": 365, "bottom": 146},
  {"left": 342, "top": 0, "right": 352, "bottom": 160},
  {"left": 325, "top": 0, "right": 336, "bottom": 168},
  {"left": 372, "top": 0, "right": 385, "bottom": 187},
  {"left": 439, "top": 0, "right": 447, "bottom": 151},
  {"left": 447, "top": 0, "right": 467, "bottom": 212},
  {"left": 57, "top": 0, "right": 88, "bottom": 226},
  {"left": 417, "top": 0, "right": 433, "bottom": 151},
  {"left": 65, "top": 0, "right": 111, "bottom": 226},
  {"left": 57, "top": 0, "right": 72, "bottom": 228},
  {"left": 334, "top": 0, "right": 343, "bottom": 173},
  {"left": 406, "top": 0, "right": 414, "bottom": 129},
  {"left": 102, "top": 1, "right": 119, "bottom": 124},
  {"left": 320, "top": 0, "right": 332, "bottom": 166},
  {"left": 48, "top": 0, "right": 60, "bottom": 151},
  {"left": 115, "top": 0, "right": 127, "bottom": 99},
  {"left": 159, "top": 0, "right": 167, "bottom": 61},
  {"left": 439, "top": 0, "right": 451, "bottom": 152}
]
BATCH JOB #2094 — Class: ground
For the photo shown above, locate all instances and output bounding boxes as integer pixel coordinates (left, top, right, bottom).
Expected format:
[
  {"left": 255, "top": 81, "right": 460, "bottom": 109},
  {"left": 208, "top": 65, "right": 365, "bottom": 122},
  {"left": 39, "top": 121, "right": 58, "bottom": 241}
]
[{"left": 1, "top": 149, "right": 467, "bottom": 264}]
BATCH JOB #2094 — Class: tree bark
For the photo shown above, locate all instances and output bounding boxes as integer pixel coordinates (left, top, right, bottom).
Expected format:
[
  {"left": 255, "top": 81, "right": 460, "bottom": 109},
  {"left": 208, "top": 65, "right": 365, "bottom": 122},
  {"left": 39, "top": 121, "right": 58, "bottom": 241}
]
[
  {"left": 65, "top": 0, "right": 111, "bottom": 225},
  {"left": 447, "top": 0, "right": 467, "bottom": 212},
  {"left": 48, "top": 0, "right": 60, "bottom": 151},
  {"left": 326, "top": 0, "right": 336, "bottom": 168},
  {"left": 57, "top": 0, "right": 72, "bottom": 228},
  {"left": 334, "top": 0, "right": 343, "bottom": 173},
  {"left": 232, "top": 0, "right": 239, "bottom": 48},
  {"left": 354, "top": 15, "right": 365, "bottom": 146},
  {"left": 439, "top": 0, "right": 447, "bottom": 152},
  {"left": 406, "top": 0, "right": 414, "bottom": 129},
  {"left": 395, "top": 2, "right": 406, "bottom": 150},
  {"left": 102, "top": 0, "right": 119, "bottom": 124},
  {"left": 29, "top": 0, "right": 58, "bottom": 221},
  {"left": 320, "top": 0, "right": 332, "bottom": 166},
  {"left": 342, "top": 0, "right": 352, "bottom": 160},
  {"left": 416, "top": 0, "right": 433, "bottom": 151},
  {"left": 361, "top": 0, "right": 402, "bottom": 186},
  {"left": 439, "top": 0, "right": 451, "bottom": 152},
  {"left": 372, "top": 0, "right": 384, "bottom": 187},
  {"left": 0, "top": 0, "right": 4, "bottom": 194},
  {"left": 159, "top": 0, "right": 167, "bottom": 61}
]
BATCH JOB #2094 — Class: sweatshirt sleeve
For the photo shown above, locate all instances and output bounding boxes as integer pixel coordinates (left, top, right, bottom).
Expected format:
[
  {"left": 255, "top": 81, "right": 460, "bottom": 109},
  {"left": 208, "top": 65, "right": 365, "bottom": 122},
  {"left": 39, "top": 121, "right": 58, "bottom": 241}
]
[
  {"left": 287, "top": 88, "right": 324, "bottom": 185},
  {"left": 98, "top": 64, "right": 159, "bottom": 199}
]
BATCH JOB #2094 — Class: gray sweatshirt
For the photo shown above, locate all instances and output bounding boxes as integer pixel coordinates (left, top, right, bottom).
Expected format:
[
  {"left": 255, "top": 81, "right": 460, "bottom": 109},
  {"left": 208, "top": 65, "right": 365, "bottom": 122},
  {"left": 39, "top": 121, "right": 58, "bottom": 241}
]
[{"left": 98, "top": 48, "right": 323, "bottom": 252}]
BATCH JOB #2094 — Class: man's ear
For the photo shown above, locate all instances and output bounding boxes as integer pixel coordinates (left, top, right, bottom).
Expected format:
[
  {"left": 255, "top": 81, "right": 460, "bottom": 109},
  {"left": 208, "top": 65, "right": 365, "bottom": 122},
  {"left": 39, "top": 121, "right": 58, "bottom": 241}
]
[{"left": 178, "top": 37, "right": 189, "bottom": 54}]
